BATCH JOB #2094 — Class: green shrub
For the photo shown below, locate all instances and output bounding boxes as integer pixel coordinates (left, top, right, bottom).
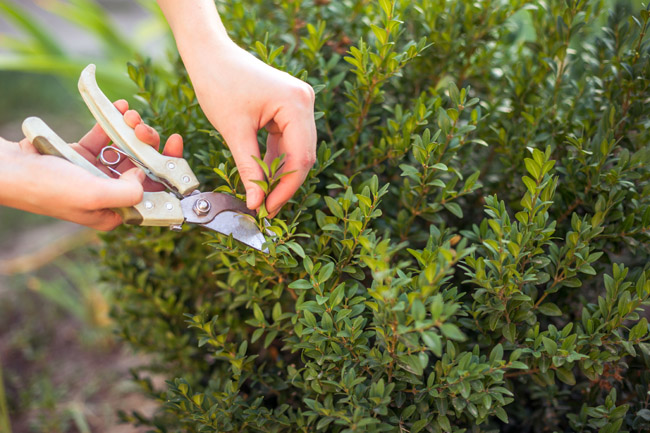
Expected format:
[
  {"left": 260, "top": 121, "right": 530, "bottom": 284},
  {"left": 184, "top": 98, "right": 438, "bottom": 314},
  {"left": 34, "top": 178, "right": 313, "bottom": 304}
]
[{"left": 102, "top": 0, "right": 650, "bottom": 431}]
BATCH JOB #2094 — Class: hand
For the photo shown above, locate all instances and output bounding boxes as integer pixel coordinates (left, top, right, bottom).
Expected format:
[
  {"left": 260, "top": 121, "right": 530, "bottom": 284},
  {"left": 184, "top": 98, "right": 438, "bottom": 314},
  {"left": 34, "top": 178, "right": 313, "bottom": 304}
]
[
  {"left": 185, "top": 42, "right": 317, "bottom": 218},
  {"left": 0, "top": 100, "right": 184, "bottom": 230},
  {"left": 189, "top": 42, "right": 317, "bottom": 217},
  {"left": 156, "top": 0, "right": 317, "bottom": 217}
]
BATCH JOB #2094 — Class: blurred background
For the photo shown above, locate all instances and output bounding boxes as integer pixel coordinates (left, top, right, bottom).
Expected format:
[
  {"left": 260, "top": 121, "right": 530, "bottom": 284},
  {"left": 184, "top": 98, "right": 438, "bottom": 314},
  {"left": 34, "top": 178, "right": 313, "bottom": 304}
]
[{"left": 0, "top": 1, "right": 173, "bottom": 431}]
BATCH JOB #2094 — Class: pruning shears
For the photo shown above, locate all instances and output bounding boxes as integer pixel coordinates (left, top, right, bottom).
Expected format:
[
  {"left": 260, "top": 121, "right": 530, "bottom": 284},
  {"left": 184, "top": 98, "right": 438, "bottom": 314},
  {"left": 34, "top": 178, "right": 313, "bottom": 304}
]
[{"left": 22, "top": 64, "right": 267, "bottom": 252}]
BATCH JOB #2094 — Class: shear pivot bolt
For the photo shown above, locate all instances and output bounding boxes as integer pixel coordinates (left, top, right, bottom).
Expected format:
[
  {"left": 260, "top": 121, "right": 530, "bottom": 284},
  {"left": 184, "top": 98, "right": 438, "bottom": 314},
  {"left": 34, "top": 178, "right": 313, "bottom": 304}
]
[
  {"left": 167, "top": 161, "right": 176, "bottom": 169},
  {"left": 193, "top": 198, "right": 211, "bottom": 216}
]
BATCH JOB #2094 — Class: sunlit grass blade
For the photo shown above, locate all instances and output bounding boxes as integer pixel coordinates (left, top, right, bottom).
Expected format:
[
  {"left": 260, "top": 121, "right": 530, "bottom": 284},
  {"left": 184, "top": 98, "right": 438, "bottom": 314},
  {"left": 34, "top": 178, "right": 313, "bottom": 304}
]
[
  {"left": 0, "top": 0, "right": 64, "bottom": 55},
  {"left": 0, "top": 54, "right": 136, "bottom": 97},
  {"left": 41, "top": 0, "right": 133, "bottom": 58},
  {"left": 0, "top": 34, "right": 43, "bottom": 55}
]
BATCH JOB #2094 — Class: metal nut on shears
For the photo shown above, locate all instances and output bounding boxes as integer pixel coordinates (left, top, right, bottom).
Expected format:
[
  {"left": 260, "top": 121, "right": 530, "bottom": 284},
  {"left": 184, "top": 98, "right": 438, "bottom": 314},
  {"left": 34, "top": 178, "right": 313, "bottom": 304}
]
[{"left": 193, "top": 199, "right": 211, "bottom": 216}]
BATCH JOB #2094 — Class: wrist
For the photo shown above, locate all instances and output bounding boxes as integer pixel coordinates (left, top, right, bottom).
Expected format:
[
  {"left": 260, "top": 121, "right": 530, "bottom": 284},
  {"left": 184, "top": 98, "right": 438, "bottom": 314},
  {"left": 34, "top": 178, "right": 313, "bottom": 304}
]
[{"left": 157, "top": 0, "right": 234, "bottom": 59}]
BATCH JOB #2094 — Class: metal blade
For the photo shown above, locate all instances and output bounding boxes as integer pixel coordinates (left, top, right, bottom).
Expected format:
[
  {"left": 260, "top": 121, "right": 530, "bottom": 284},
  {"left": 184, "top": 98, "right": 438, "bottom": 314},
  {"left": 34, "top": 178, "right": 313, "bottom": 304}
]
[
  {"left": 202, "top": 211, "right": 267, "bottom": 252},
  {"left": 180, "top": 192, "right": 268, "bottom": 252}
]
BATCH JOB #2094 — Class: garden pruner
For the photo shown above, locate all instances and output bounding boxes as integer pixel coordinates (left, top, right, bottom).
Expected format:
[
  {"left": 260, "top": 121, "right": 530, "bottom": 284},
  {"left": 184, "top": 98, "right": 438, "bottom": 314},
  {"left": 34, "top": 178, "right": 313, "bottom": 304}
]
[{"left": 21, "top": 64, "right": 267, "bottom": 252}]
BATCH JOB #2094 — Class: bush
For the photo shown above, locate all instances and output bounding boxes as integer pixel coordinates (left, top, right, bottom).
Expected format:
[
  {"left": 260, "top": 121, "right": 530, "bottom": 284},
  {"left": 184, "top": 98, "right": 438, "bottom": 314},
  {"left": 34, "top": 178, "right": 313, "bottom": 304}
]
[{"left": 102, "top": 0, "right": 650, "bottom": 431}]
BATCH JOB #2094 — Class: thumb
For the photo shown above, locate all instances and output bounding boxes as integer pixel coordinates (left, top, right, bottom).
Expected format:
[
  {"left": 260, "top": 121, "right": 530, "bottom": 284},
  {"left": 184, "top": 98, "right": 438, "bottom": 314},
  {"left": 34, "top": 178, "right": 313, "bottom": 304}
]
[
  {"left": 224, "top": 130, "right": 265, "bottom": 210},
  {"left": 93, "top": 167, "right": 145, "bottom": 209},
  {"left": 120, "top": 166, "right": 146, "bottom": 185}
]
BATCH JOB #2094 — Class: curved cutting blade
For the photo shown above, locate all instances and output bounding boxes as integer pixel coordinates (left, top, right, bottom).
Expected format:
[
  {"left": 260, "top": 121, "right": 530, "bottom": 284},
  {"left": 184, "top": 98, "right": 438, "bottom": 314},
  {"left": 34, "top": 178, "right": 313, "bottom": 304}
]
[
  {"left": 203, "top": 211, "right": 267, "bottom": 252},
  {"left": 180, "top": 192, "right": 268, "bottom": 252}
]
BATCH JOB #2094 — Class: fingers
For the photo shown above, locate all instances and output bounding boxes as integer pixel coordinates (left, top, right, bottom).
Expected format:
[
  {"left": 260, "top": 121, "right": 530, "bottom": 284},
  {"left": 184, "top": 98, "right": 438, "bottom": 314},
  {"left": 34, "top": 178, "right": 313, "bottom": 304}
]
[
  {"left": 17, "top": 138, "right": 39, "bottom": 155},
  {"left": 86, "top": 209, "right": 123, "bottom": 231},
  {"left": 123, "top": 109, "right": 142, "bottom": 128},
  {"left": 112, "top": 116, "right": 161, "bottom": 176},
  {"left": 264, "top": 116, "right": 317, "bottom": 218},
  {"left": 162, "top": 133, "right": 183, "bottom": 157},
  {"left": 119, "top": 132, "right": 181, "bottom": 191},
  {"left": 78, "top": 99, "right": 129, "bottom": 155},
  {"left": 134, "top": 121, "right": 160, "bottom": 150},
  {"left": 120, "top": 166, "right": 146, "bottom": 185},
  {"left": 79, "top": 167, "right": 144, "bottom": 210},
  {"left": 78, "top": 100, "right": 163, "bottom": 159},
  {"left": 223, "top": 129, "right": 265, "bottom": 210},
  {"left": 124, "top": 109, "right": 162, "bottom": 150}
]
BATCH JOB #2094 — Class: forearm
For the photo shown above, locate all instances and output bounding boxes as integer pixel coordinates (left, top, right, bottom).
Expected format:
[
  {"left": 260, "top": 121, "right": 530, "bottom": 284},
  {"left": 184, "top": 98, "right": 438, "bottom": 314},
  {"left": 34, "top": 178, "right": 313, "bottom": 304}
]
[{"left": 156, "top": 0, "right": 234, "bottom": 58}]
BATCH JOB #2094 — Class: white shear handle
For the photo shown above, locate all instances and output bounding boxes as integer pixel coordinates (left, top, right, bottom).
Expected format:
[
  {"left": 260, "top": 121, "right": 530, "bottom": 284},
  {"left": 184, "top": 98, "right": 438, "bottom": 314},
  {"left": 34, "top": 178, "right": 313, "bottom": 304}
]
[
  {"left": 78, "top": 64, "right": 200, "bottom": 195},
  {"left": 21, "top": 117, "right": 184, "bottom": 227}
]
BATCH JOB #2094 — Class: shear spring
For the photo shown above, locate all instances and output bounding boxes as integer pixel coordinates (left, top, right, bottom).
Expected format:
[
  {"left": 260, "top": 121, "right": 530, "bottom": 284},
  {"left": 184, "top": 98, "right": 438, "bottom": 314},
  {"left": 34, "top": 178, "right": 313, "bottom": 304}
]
[
  {"left": 98, "top": 145, "right": 182, "bottom": 198},
  {"left": 99, "top": 145, "right": 132, "bottom": 176}
]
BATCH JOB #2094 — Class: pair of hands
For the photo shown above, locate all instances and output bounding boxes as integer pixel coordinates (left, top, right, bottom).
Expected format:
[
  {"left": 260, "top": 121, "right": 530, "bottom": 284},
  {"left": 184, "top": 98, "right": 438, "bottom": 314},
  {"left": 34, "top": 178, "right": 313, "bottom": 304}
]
[{"left": 3, "top": 37, "right": 317, "bottom": 230}]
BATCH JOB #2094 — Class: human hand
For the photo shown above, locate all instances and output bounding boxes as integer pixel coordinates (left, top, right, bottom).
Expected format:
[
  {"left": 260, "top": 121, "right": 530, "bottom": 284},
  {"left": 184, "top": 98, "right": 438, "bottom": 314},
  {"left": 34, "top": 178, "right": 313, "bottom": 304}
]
[
  {"left": 0, "top": 100, "right": 184, "bottom": 230},
  {"left": 156, "top": 0, "right": 317, "bottom": 217},
  {"left": 184, "top": 41, "right": 317, "bottom": 218}
]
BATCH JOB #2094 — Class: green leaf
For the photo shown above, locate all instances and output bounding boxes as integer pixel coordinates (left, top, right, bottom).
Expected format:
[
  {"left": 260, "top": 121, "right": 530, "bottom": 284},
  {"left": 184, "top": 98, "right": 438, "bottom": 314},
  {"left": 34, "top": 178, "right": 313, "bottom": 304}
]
[
  {"left": 272, "top": 302, "right": 282, "bottom": 322},
  {"left": 253, "top": 303, "right": 264, "bottom": 322},
  {"left": 522, "top": 175, "right": 538, "bottom": 193},
  {"left": 286, "top": 241, "right": 306, "bottom": 258},
  {"left": 489, "top": 344, "right": 503, "bottom": 364},
  {"left": 421, "top": 331, "right": 442, "bottom": 356},
  {"left": 444, "top": 202, "right": 463, "bottom": 218},
  {"left": 538, "top": 303, "right": 563, "bottom": 317},
  {"left": 495, "top": 407, "right": 509, "bottom": 423},
  {"left": 440, "top": 323, "right": 466, "bottom": 341},
  {"left": 412, "top": 419, "right": 429, "bottom": 433},
  {"left": 542, "top": 337, "right": 558, "bottom": 355},
  {"left": 412, "top": 299, "right": 426, "bottom": 321},
  {"left": 303, "top": 310, "right": 317, "bottom": 328},
  {"left": 318, "top": 262, "right": 335, "bottom": 284},
  {"left": 378, "top": 0, "right": 393, "bottom": 17},
  {"left": 321, "top": 312, "right": 334, "bottom": 331},
  {"left": 289, "top": 279, "right": 313, "bottom": 290},
  {"left": 192, "top": 394, "right": 204, "bottom": 406},
  {"left": 251, "top": 327, "right": 264, "bottom": 343},
  {"left": 438, "top": 414, "right": 451, "bottom": 432},
  {"left": 556, "top": 367, "right": 576, "bottom": 385},
  {"left": 324, "top": 196, "right": 344, "bottom": 219},
  {"left": 524, "top": 158, "right": 541, "bottom": 179}
]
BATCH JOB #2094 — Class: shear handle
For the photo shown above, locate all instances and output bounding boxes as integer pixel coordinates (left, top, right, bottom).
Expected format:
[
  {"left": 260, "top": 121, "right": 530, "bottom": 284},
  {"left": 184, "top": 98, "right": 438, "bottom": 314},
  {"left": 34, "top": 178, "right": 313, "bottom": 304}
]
[
  {"left": 21, "top": 117, "right": 185, "bottom": 227},
  {"left": 78, "top": 64, "right": 200, "bottom": 196}
]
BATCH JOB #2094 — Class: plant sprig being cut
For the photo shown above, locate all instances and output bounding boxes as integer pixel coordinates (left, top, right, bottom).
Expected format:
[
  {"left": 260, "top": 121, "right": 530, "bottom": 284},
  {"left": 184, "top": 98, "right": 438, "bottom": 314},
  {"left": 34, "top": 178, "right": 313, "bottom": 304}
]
[{"left": 251, "top": 153, "right": 295, "bottom": 221}]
